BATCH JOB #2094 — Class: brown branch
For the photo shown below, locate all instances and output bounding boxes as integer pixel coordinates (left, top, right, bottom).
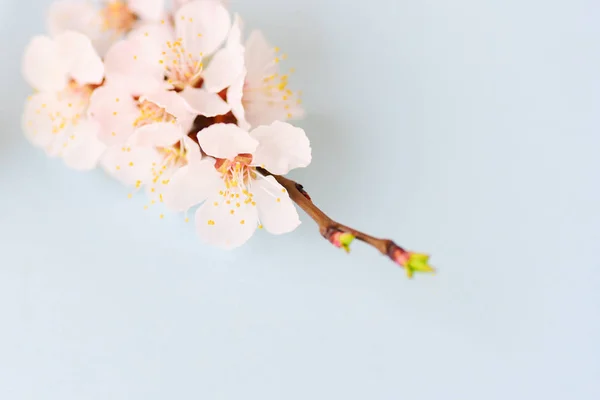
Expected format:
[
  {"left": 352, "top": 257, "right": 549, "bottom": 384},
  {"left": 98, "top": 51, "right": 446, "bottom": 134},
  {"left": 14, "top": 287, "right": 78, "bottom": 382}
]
[{"left": 258, "top": 168, "right": 435, "bottom": 278}]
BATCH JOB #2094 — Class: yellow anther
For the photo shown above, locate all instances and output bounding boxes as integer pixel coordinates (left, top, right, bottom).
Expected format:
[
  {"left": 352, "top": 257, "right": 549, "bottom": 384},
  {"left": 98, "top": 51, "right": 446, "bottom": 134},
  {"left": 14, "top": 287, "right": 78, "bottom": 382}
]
[
  {"left": 240, "top": 220, "right": 245, "bottom": 225},
  {"left": 208, "top": 220, "right": 215, "bottom": 226},
  {"left": 230, "top": 210, "right": 235, "bottom": 215}
]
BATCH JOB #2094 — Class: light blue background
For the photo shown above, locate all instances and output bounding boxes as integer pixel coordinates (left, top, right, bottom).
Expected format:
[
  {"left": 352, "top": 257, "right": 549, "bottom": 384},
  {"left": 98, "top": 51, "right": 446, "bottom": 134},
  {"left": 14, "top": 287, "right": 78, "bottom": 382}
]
[{"left": 1, "top": 0, "right": 599, "bottom": 399}]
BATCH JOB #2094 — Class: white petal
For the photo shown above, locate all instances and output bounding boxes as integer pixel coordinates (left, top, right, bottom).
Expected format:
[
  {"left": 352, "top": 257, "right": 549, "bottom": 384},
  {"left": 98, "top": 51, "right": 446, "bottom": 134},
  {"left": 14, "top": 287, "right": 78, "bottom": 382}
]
[
  {"left": 103, "top": 36, "right": 166, "bottom": 96},
  {"left": 180, "top": 88, "right": 230, "bottom": 117},
  {"left": 128, "top": 0, "right": 165, "bottom": 21},
  {"left": 202, "top": 46, "right": 244, "bottom": 93},
  {"left": 227, "top": 71, "right": 250, "bottom": 130},
  {"left": 55, "top": 31, "right": 104, "bottom": 86},
  {"left": 252, "top": 175, "right": 301, "bottom": 234},
  {"left": 88, "top": 85, "right": 138, "bottom": 145},
  {"left": 182, "top": 135, "right": 202, "bottom": 165},
  {"left": 130, "top": 123, "right": 183, "bottom": 148},
  {"left": 226, "top": 14, "right": 244, "bottom": 50},
  {"left": 249, "top": 121, "right": 312, "bottom": 174},
  {"left": 175, "top": 0, "right": 231, "bottom": 57},
  {"left": 62, "top": 119, "right": 107, "bottom": 170},
  {"left": 22, "top": 36, "right": 68, "bottom": 92},
  {"left": 47, "top": 0, "right": 100, "bottom": 40},
  {"left": 197, "top": 123, "right": 258, "bottom": 159},
  {"left": 101, "top": 145, "right": 164, "bottom": 186},
  {"left": 163, "top": 159, "right": 221, "bottom": 212},
  {"left": 244, "top": 30, "right": 277, "bottom": 85},
  {"left": 195, "top": 190, "right": 259, "bottom": 249},
  {"left": 143, "top": 91, "right": 195, "bottom": 129}
]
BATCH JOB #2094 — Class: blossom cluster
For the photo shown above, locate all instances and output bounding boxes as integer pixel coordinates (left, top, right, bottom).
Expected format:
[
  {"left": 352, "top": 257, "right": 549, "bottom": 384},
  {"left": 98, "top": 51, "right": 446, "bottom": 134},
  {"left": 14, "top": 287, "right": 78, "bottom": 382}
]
[{"left": 22, "top": 0, "right": 310, "bottom": 249}]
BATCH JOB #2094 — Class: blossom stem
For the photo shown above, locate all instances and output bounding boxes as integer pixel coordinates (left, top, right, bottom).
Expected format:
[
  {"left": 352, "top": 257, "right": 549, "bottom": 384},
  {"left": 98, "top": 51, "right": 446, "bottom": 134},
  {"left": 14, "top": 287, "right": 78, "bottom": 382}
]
[{"left": 258, "top": 168, "right": 433, "bottom": 274}]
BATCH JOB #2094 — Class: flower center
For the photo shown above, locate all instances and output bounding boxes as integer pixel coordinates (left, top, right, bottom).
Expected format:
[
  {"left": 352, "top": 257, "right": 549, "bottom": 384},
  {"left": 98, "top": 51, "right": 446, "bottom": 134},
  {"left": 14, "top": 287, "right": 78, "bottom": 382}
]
[
  {"left": 133, "top": 100, "right": 175, "bottom": 127},
  {"left": 100, "top": 1, "right": 137, "bottom": 34},
  {"left": 214, "top": 154, "right": 258, "bottom": 204},
  {"left": 160, "top": 38, "right": 204, "bottom": 90}
]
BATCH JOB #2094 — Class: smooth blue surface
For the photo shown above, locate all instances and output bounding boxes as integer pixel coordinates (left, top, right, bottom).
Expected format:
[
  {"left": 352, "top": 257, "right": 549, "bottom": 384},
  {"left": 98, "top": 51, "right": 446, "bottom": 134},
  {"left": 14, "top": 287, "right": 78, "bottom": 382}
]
[{"left": 1, "top": 0, "right": 599, "bottom": 399}]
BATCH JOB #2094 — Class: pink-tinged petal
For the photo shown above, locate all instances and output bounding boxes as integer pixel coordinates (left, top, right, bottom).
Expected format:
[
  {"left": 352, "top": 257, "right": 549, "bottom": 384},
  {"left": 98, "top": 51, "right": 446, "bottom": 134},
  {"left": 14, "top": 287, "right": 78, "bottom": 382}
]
[
  {"left": 62, "top": 119, "right": 107, "bottom": 170},
  {"left": 128, "top": 0, "right": 165, "bottom": 21},
  {"left": 130, "top": 122, "right": 182, "bottom": 148},
  {"left": 47, "top": 0, "right": 100, "bottom": 41},
  {"left": 22, "top": 36, "right": 68, "bottom": 92},
  {"left": 252, "top": 175, "right": 301, "bottom": 234},
  {"left": 163, "top": 159, "right": 221, "bottom": 212},
  {"left": 244, "top": 30, "right": 277, "bottom": 85},
  {"left": 197, "top": 123, "right": 258, "bottom": 159},
  {"left": 55, "top": 31, "right": 104, "bottom": 86},
  {"left": 175, "top": 0, "right": 231, "bottom": 57},
  {"left": 22, "top": 93, "right": 61, "bottom": 148},
  {"left": 249, "top": 121, "right": 312, "bottom": 174},
  {"left": 88, "top": 85, "right": 139, "bottom": 146},
  {"left": 202, "top": 46, "right": 244, "bottom": 93},
  {"left": 103, "top": 36, "right": 166, "bottom": 96},
  {"left": 144, "top": 165, "right": 178, "bottom": 204},
  {"left": 128, "top": 22, "right": 175, "bottom": 48},
  {"left": 227, "top": 71, "right": 250, "bottom": 130},
  {"left": 180, "top": 88, "right": 230, "bottom": 117},
  {"left": 245, "top": 100, "right": 306, "bottom": 129},
  {"left": 195, "top": 190, "right": 259, "bottom": 249},
  {"left": 101, "top": 144, "right": 164, "bottom": 186},
  {"left": 44, "top": 128, "right": 72, "bottom": 159},
  {"left": 143, "top": 91, "right": 195, "bottom": 129}
]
